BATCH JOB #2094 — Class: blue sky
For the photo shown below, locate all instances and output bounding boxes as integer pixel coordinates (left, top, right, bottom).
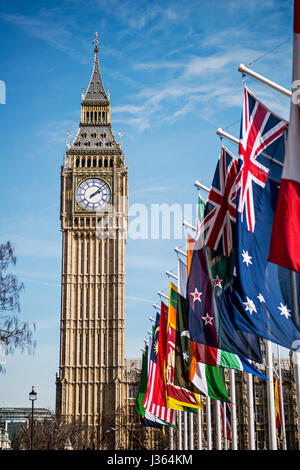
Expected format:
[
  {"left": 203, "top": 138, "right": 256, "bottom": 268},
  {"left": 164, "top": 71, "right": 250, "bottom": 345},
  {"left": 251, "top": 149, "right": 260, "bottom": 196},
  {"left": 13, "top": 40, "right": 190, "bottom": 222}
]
[{"left": 0, "top": 0, "right": 294, "bottom": 409}]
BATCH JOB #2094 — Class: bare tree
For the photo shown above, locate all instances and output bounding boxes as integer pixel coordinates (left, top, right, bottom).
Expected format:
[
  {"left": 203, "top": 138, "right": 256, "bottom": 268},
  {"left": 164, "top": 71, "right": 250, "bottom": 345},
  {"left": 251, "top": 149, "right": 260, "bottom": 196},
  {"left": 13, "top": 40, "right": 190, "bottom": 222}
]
[
  {"left": 14, "top": 412, "right": 90, "bottom": 450},
  {"left": 0, "top": 241, "right": 36, "bottom": 372}
]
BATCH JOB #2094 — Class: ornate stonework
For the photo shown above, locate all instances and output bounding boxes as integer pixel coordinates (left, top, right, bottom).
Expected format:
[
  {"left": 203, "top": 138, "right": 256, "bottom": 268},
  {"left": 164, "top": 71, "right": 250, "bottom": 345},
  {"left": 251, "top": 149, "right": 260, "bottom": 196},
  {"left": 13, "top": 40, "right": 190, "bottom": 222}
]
[{"left": 56, "top": 35, "right": 128, "bottom": 450}]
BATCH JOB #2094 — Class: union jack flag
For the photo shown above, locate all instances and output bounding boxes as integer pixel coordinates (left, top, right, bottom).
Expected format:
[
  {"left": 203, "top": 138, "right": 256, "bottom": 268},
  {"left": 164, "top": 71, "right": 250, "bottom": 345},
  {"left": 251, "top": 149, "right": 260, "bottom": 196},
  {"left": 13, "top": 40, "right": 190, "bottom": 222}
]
[
  {"left": 236, "top": 87, "right": 288, "bottom": 232},
  {"left": 199, "top": 146, "right": 238, "bottom": 257}
]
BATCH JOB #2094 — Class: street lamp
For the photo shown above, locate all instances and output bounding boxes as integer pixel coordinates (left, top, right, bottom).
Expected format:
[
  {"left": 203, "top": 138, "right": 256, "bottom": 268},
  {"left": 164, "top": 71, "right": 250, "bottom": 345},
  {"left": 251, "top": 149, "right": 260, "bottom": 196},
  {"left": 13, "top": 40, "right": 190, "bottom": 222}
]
[{"left": 29, "top": 386, "right": 37, "bottom": 450}]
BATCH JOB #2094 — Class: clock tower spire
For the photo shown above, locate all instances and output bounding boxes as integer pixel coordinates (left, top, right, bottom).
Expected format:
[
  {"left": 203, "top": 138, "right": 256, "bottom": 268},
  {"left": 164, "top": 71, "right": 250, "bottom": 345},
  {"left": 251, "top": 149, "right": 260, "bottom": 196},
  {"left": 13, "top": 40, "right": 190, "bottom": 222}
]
[{"left": 56, "top": 34, "right": 128, "bottom": 450}]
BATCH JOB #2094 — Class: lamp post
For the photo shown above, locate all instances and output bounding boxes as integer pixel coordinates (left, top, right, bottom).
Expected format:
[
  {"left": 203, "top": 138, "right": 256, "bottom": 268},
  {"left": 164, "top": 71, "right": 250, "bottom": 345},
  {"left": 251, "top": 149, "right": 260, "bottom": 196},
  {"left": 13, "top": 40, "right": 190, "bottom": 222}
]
[{"left": 29, "top": 386, "right": 37, "bottom": 450}]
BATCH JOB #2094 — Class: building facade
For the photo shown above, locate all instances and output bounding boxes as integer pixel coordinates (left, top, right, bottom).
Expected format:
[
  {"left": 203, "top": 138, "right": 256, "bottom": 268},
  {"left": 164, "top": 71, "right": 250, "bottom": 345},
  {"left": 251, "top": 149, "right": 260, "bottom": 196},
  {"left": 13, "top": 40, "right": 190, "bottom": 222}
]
[
  {"left": 125, "top": 353, "right": 299, "bottom": 450},
  {"left": 55, "top": 35, "right": 128, "bottom": 450}
]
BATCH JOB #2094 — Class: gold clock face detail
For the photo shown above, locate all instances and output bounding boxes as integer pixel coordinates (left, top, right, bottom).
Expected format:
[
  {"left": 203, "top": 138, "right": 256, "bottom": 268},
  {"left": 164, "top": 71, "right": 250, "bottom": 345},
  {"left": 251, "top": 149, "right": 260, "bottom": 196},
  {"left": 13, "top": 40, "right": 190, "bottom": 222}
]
[{"left": 76, "top": 178, "right": 111, "bottom": 211}]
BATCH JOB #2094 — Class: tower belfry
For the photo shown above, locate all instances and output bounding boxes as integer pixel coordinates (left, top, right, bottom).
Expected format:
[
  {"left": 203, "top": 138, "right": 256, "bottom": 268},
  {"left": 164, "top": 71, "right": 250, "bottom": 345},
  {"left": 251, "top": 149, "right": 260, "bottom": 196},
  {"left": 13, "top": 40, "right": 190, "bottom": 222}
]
[{"left": 56, "top": 34, "right": 128, "bottom": 449}]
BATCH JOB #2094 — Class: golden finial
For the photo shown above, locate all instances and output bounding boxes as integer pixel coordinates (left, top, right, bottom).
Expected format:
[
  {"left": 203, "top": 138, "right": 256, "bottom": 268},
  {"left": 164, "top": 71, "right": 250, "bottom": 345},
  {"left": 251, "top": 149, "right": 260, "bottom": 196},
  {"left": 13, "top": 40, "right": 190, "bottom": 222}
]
[{"left": 93, "top": 32, "right": 100, "bottom": 52}]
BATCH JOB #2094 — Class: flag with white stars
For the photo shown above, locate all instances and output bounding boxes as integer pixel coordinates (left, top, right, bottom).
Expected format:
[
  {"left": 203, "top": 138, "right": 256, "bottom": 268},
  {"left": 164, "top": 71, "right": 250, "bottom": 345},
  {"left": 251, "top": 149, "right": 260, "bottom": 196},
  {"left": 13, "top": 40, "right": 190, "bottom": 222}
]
[
  {"left": 231, "top": 90, "right": 300, "bottom": 350},
  {"left": 187, "top": 197, "right": 262, "bottom": 362}
]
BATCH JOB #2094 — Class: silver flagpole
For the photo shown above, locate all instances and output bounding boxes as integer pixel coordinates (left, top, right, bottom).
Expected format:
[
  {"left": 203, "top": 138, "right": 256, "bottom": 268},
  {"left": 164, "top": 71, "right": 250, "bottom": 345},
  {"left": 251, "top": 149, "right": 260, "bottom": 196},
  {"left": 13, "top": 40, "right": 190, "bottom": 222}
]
[
  {"left": 189, "top": 412, "right": 194, "bottom": 450},
  {"left": 266, "top": 340, "right": 277, "bottom": 450},
  {"left": 183, "top": 411, "right": 188, "bottom": 450},
  {"left": 237, "top": 64, "right": 291, "bottom": 97},
  {"left": 216, "top": 401, "right": 222, "bottom": 450},
  {"left": 230, "top": 369, "right": 238, "bottom": 450},
  {"left": 291, "top": 270, "right": 300, "bottom": 450},
  {"left": 169, "top": 426, "right": 174, "bottom": 450},
  {"left": 277, "top": 345, "right": 287, "bottom": 450},
  {"left": 247, "top": 372, "right": 255, "bottom": 450},
  {"left": 294, "top": 350, "right": 300, "bottom": 450},
  {"left": 178, "top": 411, "right": 182, "bottom": 450},
  {"left": 223, "top": 402, "right": 227, "bottom": 450},
  {"left": 197, "top": 408, "right": 202, "bottom": 450},
  {"left": 207, "top": 397, "right": 212, "bottom": 450}
]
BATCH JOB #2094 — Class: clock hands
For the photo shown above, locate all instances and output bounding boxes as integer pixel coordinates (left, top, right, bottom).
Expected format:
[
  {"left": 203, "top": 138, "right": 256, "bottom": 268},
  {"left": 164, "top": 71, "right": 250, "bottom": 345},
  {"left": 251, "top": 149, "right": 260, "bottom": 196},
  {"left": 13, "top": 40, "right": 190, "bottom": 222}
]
[{"left": 89, "top": 182, "right": 106, "bottom": 199}]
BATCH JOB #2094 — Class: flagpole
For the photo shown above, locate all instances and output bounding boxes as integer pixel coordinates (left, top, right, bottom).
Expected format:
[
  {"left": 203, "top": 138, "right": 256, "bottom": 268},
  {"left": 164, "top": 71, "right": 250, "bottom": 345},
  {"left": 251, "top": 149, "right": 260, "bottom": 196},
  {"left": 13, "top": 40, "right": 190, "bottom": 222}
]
[
  {"left": 294, "top": 350, "right": 300, "bottom": 450},
  {"left": 169, "top": 425, "right": 174, "bottom": 450},
  {"left": 189, "top": 412, "right": 194, "bottom": 450},
  {"left": 291, "top": 270, "right": 300, "bottom": 450},
  {"left": 247, "top": 371, "right": 255, "bottom": 450},
  {"left": 183, "top": 411, "right": 188, "bottom": 450},
  {"left": 266, "top": 340, "right": 277, "bottom": 450},
  {"left": 197, "top": 409, "right": 202, "bottom": 450},
  {"left": 178, "top": 411, "right": 182, "bottom": 450},
  {"left": 216, "top": 401, "right": 222, "bottom": 450},
  {"left": 230, "top": 369, "right": 238, "bottom": 450},
  {"left": 277, "top": 345, "right": 287, "bottom": 450},
  {"left": 237, "top": 63, "right": 292, "bottom": 98},
  {"left": 223, "top": 402, "right": 227, "bottom": 450},
  {"left": 207, "top": 397, "right": 212, "bottom": 450}
]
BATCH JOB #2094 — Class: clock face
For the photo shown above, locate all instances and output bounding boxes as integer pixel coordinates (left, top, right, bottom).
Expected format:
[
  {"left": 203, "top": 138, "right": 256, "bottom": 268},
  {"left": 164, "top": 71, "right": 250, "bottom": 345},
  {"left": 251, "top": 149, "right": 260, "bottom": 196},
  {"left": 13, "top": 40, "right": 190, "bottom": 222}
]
[{"left": 76, "top": 178, "right": 111, "bottom": 211}]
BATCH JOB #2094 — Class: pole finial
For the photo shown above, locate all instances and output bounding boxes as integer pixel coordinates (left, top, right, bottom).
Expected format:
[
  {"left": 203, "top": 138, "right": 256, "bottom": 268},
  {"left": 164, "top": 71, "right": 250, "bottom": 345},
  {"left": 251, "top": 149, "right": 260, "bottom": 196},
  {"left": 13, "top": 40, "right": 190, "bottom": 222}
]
[{"left": 93, "top": 32, "right": 100, "bottom": 53}]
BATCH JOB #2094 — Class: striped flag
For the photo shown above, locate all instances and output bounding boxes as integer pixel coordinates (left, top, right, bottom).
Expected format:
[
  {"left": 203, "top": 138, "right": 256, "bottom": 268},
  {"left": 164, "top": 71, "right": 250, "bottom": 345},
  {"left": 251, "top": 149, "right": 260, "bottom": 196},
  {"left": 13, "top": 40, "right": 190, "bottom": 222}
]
[
  {"left": 221, "top": 402, "right": 232, "bottom": 441},
  {"left": 142, "top": 307, "right": 177, "bottom": 426}
]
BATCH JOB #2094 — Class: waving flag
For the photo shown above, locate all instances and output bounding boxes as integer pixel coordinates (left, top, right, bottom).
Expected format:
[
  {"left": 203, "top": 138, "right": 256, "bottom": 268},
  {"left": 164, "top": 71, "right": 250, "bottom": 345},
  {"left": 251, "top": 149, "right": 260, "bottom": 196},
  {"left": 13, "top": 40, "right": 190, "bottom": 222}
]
[
  {"left": 174, "top": 268, "right": 230, "bottom": 402},
  {"left": 200, "top": 146, "right": 238, "bottom": 257},
  {"left": 177, "top": 257, "right": 267, "bottom": 380},
  {"left": 136, "top": 346, "right": 164, "bottom": 429},
  {"left": 165, "top": 283, "right": 203, "bottom": 410},
  {"left": 221, "top": 402, "right": 232, "bottom": 441},
  {"left": 236, "top": 86, "right": 287, "bottom": 233},
  {"left": 230, "top": 90, "right": 300, "bottom": 350},
  {"left": 269, "top": 0, "right": 300, "bottom": 273},
  {"left": 187, "top": 197, "right": 262, "bottom": 362},
  {"left": 274, "top": 378, "right": 283, "bottom": 440},
  {"left": 142, "top": 309, "right": 177, "bottom": 427}
]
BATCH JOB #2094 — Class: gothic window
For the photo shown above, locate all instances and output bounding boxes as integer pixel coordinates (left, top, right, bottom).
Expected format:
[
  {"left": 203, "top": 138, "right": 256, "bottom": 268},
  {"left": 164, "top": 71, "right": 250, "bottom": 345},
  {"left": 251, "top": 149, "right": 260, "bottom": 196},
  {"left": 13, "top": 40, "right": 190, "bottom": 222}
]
[
  {"left": 103, "top": 241, "right": 107, "bottom": 273},
  {"left": 81, "top": 158, "right": 85, "bottom": 168},
  {"left": 98, "top": 158, "right": 102, "bottom": 168},
  {"left": 86, "top": 111, "right": 89, "bottom": 123},
  {"left": 94, "top": 111, "right": 97, "bottom": 122},
  {"left": 98, "top": 111, "right": 101, "bottom": 122},
  {"left": 85, "top": 385, "right": 88, "bottom": 413},
  {"left": 110, "top": 158, "right": 113, "bottom": 168},
  {"left": 98, "top": 242, "right": 101, "bottom": 273},
  {"left": 97, "top": 333, "right": 101, "bottom": 364},
  {"left": 103, "top": 332, "right": 106, "bottom": 365},
  {"left": 86, "top": 288, "right": 89, "bottom": 318},
  {"left": 87, "top": 158, "right": 91, "bottom": 168},
  {"left": 86, "top": 241, "right": 89, "bottom": 273},
  {"left": 103, "top": 290, "right": 106, "bottom": 319},
  {"left": 76, "top": 158, "right": 80, "bottom": 168},
  {"left": 80, "top": 241, "right": 84, "bottom": 273},
  {"left": 85, "top": 332, "right": 88, "bottom": 365},
  {"left": 102, "top": 111, "right": 105, "bottom": 121},
  {"left": 80, "top": 289, "right": 83, "bottom": 319},
  {"left": 97, "top": 288, "right": 101, "bottom": 318},
  {"left": 104, "top": 158, "right": 108, "bottom": 168},
  {"left": 93, "top": 158, "right": 96, "bottom": 168},
  {"left": 79, "top": 334, "right": 82, "bottom": 365}
]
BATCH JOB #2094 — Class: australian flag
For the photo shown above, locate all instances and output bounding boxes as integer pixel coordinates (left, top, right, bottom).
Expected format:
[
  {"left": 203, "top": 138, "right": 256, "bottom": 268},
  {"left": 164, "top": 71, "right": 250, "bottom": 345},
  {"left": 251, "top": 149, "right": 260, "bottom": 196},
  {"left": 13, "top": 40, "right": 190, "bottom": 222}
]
[
  {"left": 188, "top": 144, "right": 263, "bottom": 362},
  {"left": 231, "top": 87, "right": 300, "bottom": 350}
]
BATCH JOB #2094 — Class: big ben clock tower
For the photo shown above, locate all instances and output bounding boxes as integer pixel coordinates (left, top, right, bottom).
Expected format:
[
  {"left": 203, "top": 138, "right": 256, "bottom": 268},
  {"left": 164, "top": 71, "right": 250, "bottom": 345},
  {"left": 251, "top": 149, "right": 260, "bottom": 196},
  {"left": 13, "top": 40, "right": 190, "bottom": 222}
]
[{"left": 56, "top": 34, "right": 128, "bottom": 449}]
